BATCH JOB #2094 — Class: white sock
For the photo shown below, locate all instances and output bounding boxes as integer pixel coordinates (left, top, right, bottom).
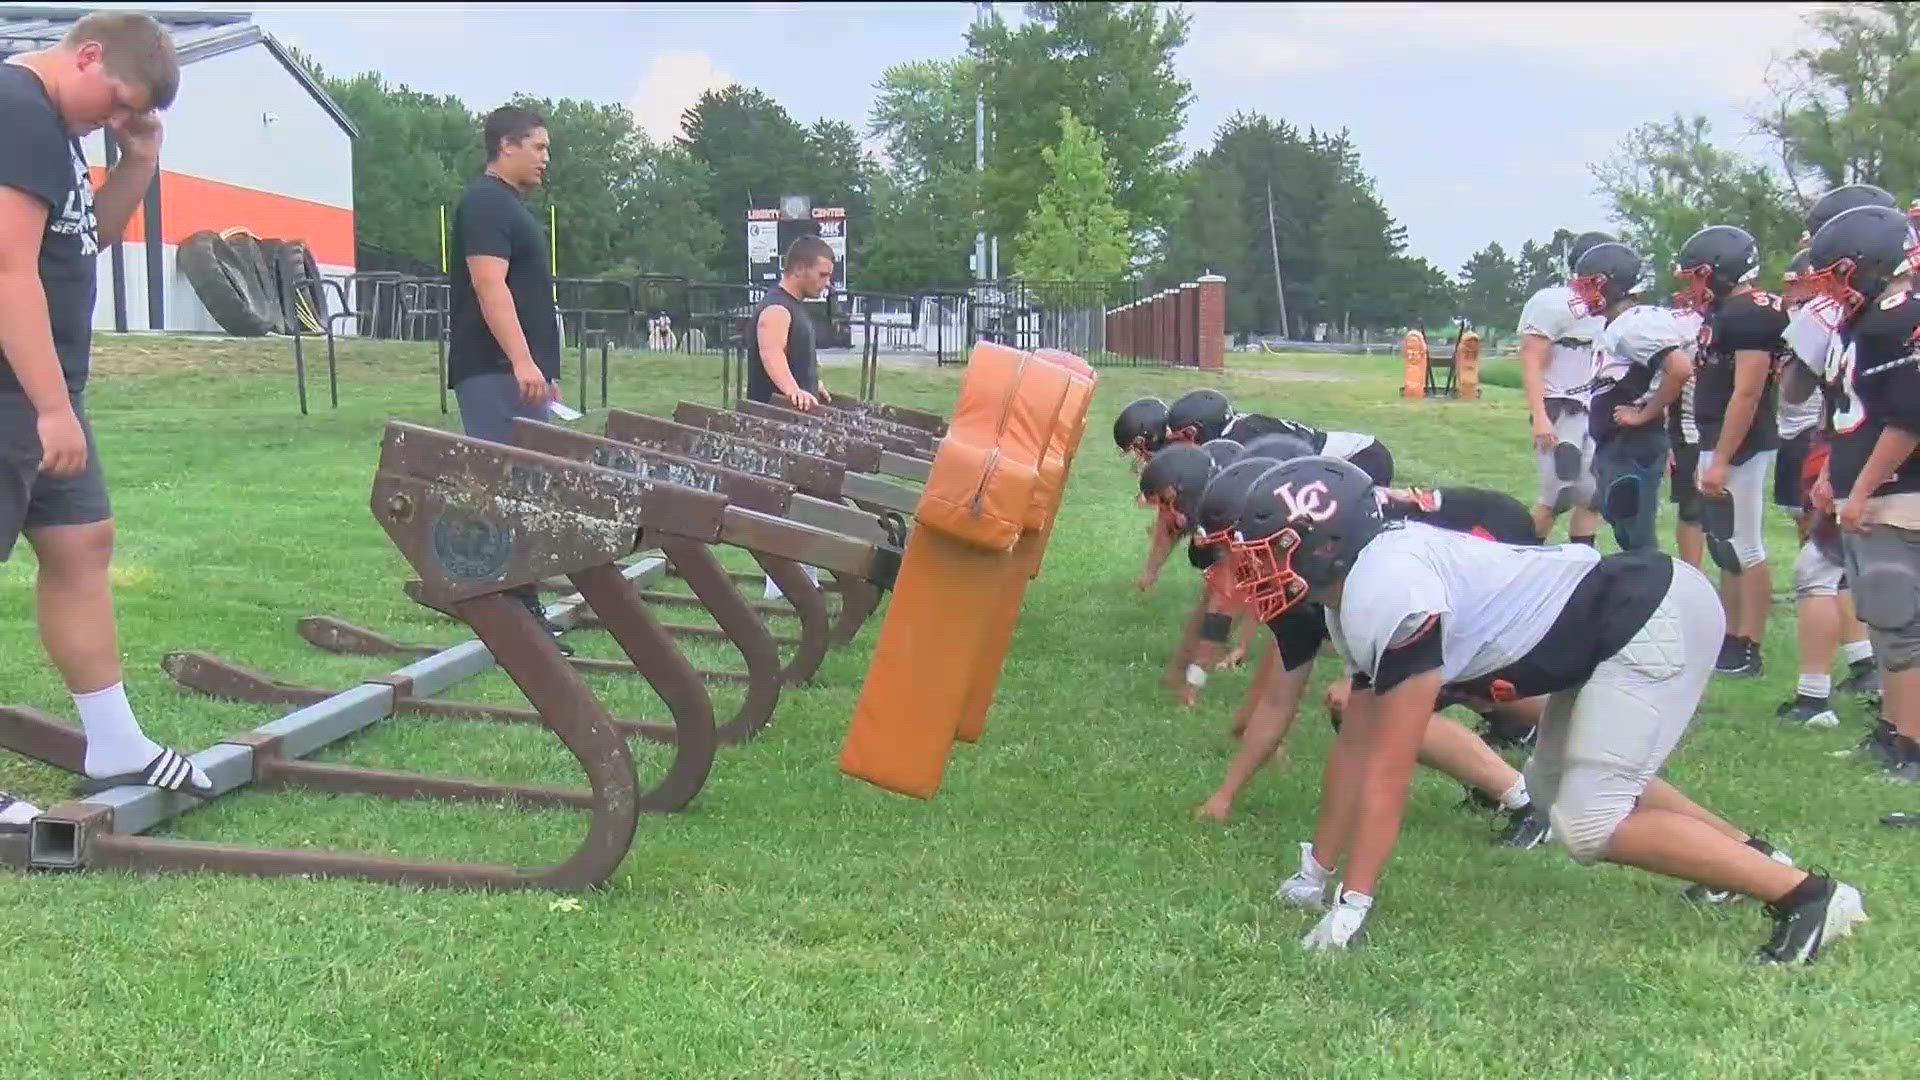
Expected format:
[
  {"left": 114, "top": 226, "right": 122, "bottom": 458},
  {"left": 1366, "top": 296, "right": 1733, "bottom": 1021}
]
[
  {"left": 74, "top": 682, "right": 210, "bottom": 789},
  {"left": 1797, "top": 673, "right": 1832, "bottom": 699},
  {"left": 1841, "top": 639, "right": 1874, "bottom": 666},
  {"left": 1497, "top": 777, "right": 1530, "bottom": 811},
  {"left": 0, "top": 794, "right": 39, "bottom": 826}
]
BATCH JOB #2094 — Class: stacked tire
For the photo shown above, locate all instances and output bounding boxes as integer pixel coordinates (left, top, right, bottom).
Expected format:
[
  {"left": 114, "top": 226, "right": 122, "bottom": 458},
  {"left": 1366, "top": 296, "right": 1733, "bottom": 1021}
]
[{"left": 178, "top": 229, "right": 327, "bottom": 337}]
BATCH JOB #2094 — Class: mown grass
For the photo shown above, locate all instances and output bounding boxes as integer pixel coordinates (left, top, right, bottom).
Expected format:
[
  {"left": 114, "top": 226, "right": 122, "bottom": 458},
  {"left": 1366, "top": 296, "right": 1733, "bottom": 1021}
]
[{"left": 0, "top": 335, "right": 1914, "bottom": 1078}]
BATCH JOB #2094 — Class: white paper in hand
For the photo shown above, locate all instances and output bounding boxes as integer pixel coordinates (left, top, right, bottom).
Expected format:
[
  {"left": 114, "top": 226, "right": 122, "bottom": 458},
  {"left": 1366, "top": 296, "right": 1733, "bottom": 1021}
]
[{"left": 548, "top": 400, "right": 583, "bottom": 423}]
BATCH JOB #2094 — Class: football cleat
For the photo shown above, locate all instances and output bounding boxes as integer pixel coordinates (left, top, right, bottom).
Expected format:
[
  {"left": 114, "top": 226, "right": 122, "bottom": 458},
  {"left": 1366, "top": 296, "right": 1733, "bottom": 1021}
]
[
  {"left": 1755, "top": 873, "right": 1867, "bottom": 965},
  {"left": 1775, "top": 695, "right": 1839, "bottom": 729}
]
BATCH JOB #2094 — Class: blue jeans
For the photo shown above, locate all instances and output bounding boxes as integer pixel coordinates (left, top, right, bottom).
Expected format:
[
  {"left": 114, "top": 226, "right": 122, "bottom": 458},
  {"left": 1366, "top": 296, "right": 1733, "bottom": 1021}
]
[{"left": 1591, "top": 426, "right": 1668, "bottom": 552}]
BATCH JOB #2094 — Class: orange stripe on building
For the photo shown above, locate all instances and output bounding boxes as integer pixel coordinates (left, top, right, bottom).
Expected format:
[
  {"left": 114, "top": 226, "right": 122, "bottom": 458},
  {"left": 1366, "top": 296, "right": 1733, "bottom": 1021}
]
[{"left": 88, "top": 166, "right": 355, "bottom": 267}]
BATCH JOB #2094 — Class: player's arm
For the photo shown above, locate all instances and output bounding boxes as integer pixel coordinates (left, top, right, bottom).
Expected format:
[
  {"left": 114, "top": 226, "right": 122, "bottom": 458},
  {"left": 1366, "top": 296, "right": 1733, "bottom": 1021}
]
[
  {"left": 1616, "top": 348, "right": 1693, "bottom": 426},
  {"left": 1838, "top": 352, "right": 1920, "bottom": 531},
  {"left": 1134, "top": 513, "right": 1177, "bottom": 590},
  {"left": 93, "top": 116, "right": 161, "bottom": 244},
  {"left": 0, "top": 185, "right": 88, "bottom": 477},
  {"left": 1518, "top": 331, "right": 1556, "bottom": 449},
  {"left": 1337, "top": 618, "right": 1444, "bottom": 899},
  {"left": 1703, "top": 345, "right": 1773, "bottom": 493},
  {"left": 1200, "top": 654, "right": 1313, "bottom": 815}
]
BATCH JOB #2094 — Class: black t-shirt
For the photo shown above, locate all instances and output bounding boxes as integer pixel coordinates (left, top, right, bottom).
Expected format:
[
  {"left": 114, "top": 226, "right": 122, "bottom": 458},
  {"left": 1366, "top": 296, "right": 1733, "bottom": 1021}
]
[
  {"left": 1827, "top": 293, "right": 1920, "bottom": 500},
  {"left": 446, "top": 173, "right": 559, "bottom": 388},
  {"left": 0, "top": 63, "right": 99, "bottom": 397},
  {"left": 746, "top": 285, "right": 818, "bottom": 404},
  {"left": 1692, "top": 291, "right": 1786, "bottom": 463}
]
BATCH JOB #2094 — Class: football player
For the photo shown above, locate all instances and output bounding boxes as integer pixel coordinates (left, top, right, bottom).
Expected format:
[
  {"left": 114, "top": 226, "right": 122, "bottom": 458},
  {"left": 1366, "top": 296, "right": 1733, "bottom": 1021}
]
[
  {"left": 1162, "top": 388, "right": 1395, "bottom": 487},
  {"left": 1570, "top": 241, "right": 1696, "bottom": 552},
  {"left": 1672, "top": 225, "right": 1787, "bottom": 677},
  {"left": 1135, "top": 439, "right": 1262, "bottom": 704},
  {"left": 1113, "top": 396, "right": 1169, "bottom": 471},
  {"left": 1797, "top": 203, "right": 1920, "bottom": 792},
  {"left": 1776, "top": 244, "right": 1882, "bottom": 732},
  {"left": 1190, "top": 457, "right": 1551, "bottom": 849},
  {"left": 1233, "top": 455, "right": 1864, "bottom": 963},
  {"left": 1516, "top": 231, "right": 1612, "bottom": 543}
]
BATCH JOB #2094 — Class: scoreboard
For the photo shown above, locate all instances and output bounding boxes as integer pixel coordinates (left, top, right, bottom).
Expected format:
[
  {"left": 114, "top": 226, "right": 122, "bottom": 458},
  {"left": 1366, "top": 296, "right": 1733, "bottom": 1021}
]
[{"left": 746, "top": 198, "right": 848, "bottom": 292}]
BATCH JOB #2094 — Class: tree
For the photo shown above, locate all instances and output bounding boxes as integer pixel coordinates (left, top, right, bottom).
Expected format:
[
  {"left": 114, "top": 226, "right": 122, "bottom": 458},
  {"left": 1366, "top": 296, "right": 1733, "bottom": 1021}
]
[
  {"left": 319, "top": 71, "right": 477, "bottom": 269},
  {"left": 865, "top": 58, "right": 981, "bottom": 291},
  {"left": 678, "top": 85, "right": 820, "bottom": 280},
  {"left": 1012, "top": 108, "right": 1130, "bottom": 284},
  {"left": 970, "top": 2, "right": 1193, "bottom": 246},
  {"left": 1758, "top": 1, "right": 1920, "bottom": 202},
  {"left": 605, "top": 143, "right": 724, "bottom": 281},
  {"left": 1592, "top": 114, "right": 1801, "bottom": 296},
  {"left": 1458, "top": 241, "right": 1521, "bottom": 337},
  {"left": 868, "top": 58, "right": 978, "bottom": 183}
]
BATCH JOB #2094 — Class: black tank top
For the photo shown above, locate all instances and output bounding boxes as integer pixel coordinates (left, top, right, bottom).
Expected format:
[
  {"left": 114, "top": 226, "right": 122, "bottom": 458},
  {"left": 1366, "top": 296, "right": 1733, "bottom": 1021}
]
[{"left": 746, "top": 285, "right": 817, "bottom": 403}]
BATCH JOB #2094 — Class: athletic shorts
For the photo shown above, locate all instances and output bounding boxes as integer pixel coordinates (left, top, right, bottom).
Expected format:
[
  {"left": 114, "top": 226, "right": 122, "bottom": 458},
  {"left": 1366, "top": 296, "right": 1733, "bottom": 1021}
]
[
  {"left": 0, "top": 390, "right": 111, "bottom": 562},
  {"left": 1668, "top": 444, "right": 1700, "bottom": 524},
  {"left": 1792, "top": 537, "right": 1845, "bottom": 599},
  {"left": 1524, "top": 559, "right": 1722, "bottom": 863},
  {"left": 453, "top": 370, "right": 559, "bottom": 444},
  {"left": 1696, "top": 448, "right": 1776, "bottom": 571},
  {"left": 1535, "top": 399, "right": 1596, "bottom": 514},
  {"left": 1841, "top": 523, "right": 1920, "bottom": 672},
  {"left": 1774, "top": 430, "right": 1813, "bottom": 510}
]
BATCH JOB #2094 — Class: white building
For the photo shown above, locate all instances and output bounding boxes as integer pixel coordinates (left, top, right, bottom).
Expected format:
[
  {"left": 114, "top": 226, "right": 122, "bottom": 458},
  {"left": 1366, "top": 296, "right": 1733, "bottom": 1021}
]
[{"left": 0, "top": 6, "right": 357, "bottom": 333}]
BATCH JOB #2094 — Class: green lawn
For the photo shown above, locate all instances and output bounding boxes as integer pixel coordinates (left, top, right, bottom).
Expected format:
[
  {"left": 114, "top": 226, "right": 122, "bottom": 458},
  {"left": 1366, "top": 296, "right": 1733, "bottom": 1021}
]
[{"left": 1, "top": 337, "right": 1913, "bottom": 1078}]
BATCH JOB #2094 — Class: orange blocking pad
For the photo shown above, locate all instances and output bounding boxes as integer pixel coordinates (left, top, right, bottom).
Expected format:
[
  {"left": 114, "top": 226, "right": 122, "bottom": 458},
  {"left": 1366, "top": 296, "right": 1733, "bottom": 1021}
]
[{"left": 838, "top": 343, "right": 1093, "bottom": 797}]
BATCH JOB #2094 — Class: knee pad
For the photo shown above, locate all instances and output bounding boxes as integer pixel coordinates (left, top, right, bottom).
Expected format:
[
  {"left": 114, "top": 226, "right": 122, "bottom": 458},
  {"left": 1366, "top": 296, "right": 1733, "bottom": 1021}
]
[
  {"left": 1792, "top": 542, "right": 1843, "bottom": 599},
  {"left": 1553, "top": 442, "right": 1583, "bottom": 483},
  {"left": 1548, "top": 800, "right": 1629, "bottom": 865},
  {"left": 1674, "top": 490, "right": 1701, "bottom": 525},
  {"left": 1854, "top": 561, "right": 1920, "bottom": 672},
  {"left": 1551, "top": 487, "right": 1576, "bottom": 515},
  {"left": 1707, "top": 535, "right": 1743, "bottom": 574},
  {"left": 1603, "top": 474, "right": 1642, "bottom": 522}
]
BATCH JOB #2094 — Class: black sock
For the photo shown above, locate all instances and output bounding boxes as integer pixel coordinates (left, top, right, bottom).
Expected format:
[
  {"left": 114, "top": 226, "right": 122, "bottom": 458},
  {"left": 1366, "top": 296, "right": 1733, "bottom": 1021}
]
[
  {"left": 1773, "top": 871, "right": 1828, "bottom": 909},
  {"left": 1744, "top": 836, "right": 1776, "bottom": 857},
  {"left": 1569, "top": 534, "right": 1596, "bottom": 547}
]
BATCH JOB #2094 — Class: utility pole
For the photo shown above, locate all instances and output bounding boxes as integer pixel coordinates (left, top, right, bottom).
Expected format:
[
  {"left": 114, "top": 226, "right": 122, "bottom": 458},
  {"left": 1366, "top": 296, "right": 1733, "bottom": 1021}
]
[
  {"left": 974, "top": 1, "right": 990, "bottom": 285},
  {"left": 1265, "top": 177, "right": 1289, "bottom": 339}
]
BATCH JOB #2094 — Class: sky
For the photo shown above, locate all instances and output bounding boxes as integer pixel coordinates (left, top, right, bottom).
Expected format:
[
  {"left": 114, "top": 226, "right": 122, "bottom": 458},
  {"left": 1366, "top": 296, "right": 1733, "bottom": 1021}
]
[{"left": 50, "top": 2, "right": 1834, "bottom": 273}]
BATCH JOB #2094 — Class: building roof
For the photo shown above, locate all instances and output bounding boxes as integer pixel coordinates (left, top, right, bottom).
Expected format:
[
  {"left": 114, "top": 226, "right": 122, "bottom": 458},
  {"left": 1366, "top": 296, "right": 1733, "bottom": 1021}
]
[{"left": 0, "top": 7, "right": 358, "bottom": 138}]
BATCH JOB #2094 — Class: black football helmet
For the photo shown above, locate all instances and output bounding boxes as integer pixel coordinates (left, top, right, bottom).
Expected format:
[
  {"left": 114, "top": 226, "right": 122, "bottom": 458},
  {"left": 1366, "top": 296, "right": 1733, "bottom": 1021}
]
[
  {"left": 1567, "top": 231, "right": 1615, "bottom": 276},
  {"left": 1569, "top": 241, "right": 1644, "bottom": 317},
  {"left": 1189, "top": 453, "right": 1291, "bottom": 600},
  {"left": 1113, "top": 397, "right": 1169, "bottom": 463},
  {"left": 1804, "top": 204, "right": 1918, "bottom": 327},
  {"left": 1804, "top": 183, "right": 1896, "bottom": 245},
  {"left": 1165, "top": 389, "right": 1233, "bottom": 444},
  {"left": 1200, "top": 438, "right": 1244, "bottom": 472},
  {"left": 1782, "top": 248, "right": 1815, "bottom": 307},
  {"left": 1139, "top": 442, "right": 1218, "bottom": 532},
  {"left": 1229, "top": 456, "right": 1386, "bottom": 621},
  {"left": 1673, "top": 225, "right": 1760, "bottom": 312},
  {"left": 1237, "top": 432, "right": 1317, "bottom": 464}
]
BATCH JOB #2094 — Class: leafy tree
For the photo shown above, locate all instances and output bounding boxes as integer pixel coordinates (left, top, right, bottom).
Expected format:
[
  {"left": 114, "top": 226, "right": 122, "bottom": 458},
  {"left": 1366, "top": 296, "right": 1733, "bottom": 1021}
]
[
  {"left": 678, "top": 85, "right": 820, "bottom": 279},
  {"left": 319, "top": 71, "right": 476, "bottom": 268},
  {"left": 1758, "top": 1, "right": 1920, "bottom": 202},
  {"left": 1457, "top": 241, "right": 1521, "bottom": 336},
  {"left": 969, "top": 2, "right": 1192, "bottom": 245},
  {"left": 1013, "top": 108, "right": 1130, "bottom": 284}
]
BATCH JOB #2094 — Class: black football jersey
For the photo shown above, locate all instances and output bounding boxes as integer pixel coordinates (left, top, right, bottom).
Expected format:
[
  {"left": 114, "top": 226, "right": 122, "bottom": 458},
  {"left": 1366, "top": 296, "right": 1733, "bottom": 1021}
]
[
  {"left": 1223, "top": 413, "right": 1327, "bottom": 452},
  {"left": 1826, "top": 292, "right": 1920, "bottom": 500},
  {"left": 1691, "top": 290, "right": 1788, "bottom": 463}
]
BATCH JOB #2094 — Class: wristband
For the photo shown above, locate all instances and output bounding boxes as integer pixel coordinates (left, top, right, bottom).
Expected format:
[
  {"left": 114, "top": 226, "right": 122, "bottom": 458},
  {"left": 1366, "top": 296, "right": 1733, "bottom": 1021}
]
[
  {"left": 1198, "top": 612, "right": 1232, "bottom": 643},
  {"left": 1186, "top": 663, "right": 1208, "bottom": 688}
]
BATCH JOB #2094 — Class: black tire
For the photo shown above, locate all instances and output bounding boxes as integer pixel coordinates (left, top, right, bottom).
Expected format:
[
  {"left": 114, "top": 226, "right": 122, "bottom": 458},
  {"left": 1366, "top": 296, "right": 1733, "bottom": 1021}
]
[
  {"left": 178, "top": 230, "right": 274, "bottom": 337},
  {"left": 226, "top": 233, "right": 288, "bottom": 334},
  {"left": 271, "top": 239, "right": 325, "bottom": 333}
]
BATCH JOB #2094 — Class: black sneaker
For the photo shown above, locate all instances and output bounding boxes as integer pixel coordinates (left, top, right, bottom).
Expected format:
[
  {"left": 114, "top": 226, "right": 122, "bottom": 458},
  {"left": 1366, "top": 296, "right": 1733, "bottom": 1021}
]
[
  {"left": 513, "top": 587, "right": 577, "bottom": 657},
  {"left": 1882, "top": 735, "right": 1920, "bottom": 783},
  {"left": 1838, "top": 659, "right": 1882, "bottom": 699},
  {"left": 1775, "top": 694, "right": 1839, "bottom": 729},
  {"left": 1496, "top": 804, "right": 1552, "bottom": 849},
  {"left": 1755, "top": 872, "right": 1867, "bottom": 964},
  {"left": 1717, "top": 638, "right": 1762, "bottom": 677},
  {"left": 1849, "top": 717, "right": 1900, "bottom": 768}
]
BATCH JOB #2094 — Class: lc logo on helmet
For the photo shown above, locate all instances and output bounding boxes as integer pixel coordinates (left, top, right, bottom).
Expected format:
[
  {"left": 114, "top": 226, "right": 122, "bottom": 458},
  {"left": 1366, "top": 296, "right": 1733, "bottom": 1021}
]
[{"left": 1274, "top": 480, "right": 1338, "bottom": 522}]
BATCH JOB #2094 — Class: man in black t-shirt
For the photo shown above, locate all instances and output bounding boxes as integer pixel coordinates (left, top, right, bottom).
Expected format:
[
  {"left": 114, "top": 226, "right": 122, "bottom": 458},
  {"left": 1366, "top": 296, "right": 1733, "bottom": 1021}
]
[
  {"left": 747, "top": 235, "right": 834, "bottom": 409},
  {"left": 0, "top": 13, "right": 216, "bottom": 818},
  {"left": 444, "top": 105, "right": 573, "bottom": 644}
]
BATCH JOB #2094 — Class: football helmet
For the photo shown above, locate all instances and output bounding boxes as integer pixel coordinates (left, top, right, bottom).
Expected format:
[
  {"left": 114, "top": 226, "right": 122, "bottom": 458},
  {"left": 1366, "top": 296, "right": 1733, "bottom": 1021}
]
[
  {"left": 1569, "top": 242, "right": 1644, "bottom": 317},
  {"left": 1804, "top": 204, "right": 1918, "bottom": 327},
  {"left": 1139, "top": 442, "right": 1218, "bottom": 532},
  {"left": 1673, "top": 225, "right": 1760, "bottom": 313},
  {"left": 1165, "top": 389, "right": 1234, "bottom": 444},
  {"left": 1804, "top": 183, "right": 1897, "bottom": 246},
  {"left": 1113, "top": 397, "right": 1169, "bottom": 463},
  {"left": 1567, "top": 231, "right": 1616, "bottom": 277},
  {"left": 1229, "top": 456, "right": 1386, "bottom": 621}
]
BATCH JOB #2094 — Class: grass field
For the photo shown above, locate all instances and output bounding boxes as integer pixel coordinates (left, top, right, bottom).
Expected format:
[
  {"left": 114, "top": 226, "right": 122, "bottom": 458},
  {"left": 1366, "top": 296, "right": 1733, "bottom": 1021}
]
[{"left": 2, "top": 335, "right": 1915, "bottom": 1078}]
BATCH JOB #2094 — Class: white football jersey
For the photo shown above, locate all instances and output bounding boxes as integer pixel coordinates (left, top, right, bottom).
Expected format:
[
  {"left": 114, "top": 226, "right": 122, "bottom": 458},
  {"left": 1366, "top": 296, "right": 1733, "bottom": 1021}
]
[
  {"left": 1324, "top": 522, "right": 1603, "bottom": 686},
  {"left": 1321, "top": 430, "right": 1376, "bottom": 460},
  {"left": 1517, "top": 285, "right": 1606, "bottom": 401},
  {"left": 1776, "top": 298, "right": 1827, "bottom": 439},
  {"left": 1593, "top": 304, "right": 1694, "bottom": 405}
]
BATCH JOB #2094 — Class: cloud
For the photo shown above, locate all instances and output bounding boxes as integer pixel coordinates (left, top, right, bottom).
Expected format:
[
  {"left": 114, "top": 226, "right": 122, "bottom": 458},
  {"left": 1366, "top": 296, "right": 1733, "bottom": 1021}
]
[{"left": 629, "top": 50, "right": 736, "bottom": 143}]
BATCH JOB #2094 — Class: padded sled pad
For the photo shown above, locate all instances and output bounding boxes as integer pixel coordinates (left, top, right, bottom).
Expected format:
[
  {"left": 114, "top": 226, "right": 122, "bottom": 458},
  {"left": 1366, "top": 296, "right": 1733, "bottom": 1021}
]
[{"left": 913, "top": 343, "right": 1073, "bottom": 551}]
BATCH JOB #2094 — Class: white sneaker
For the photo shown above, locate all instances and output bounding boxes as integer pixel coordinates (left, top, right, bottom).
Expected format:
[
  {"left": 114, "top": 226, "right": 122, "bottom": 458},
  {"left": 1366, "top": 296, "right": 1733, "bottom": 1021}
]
[{"left": 1274, "top": 841, "right": 1332, "bottom": 910}]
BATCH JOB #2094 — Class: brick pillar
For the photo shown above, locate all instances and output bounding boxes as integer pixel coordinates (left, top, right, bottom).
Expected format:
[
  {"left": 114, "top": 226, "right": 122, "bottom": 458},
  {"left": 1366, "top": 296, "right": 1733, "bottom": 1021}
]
[
  {"left": 1197, "top": 275, "right": 1226, "bottom": 371},
  {"left": 1120, "top": 302, "right": 1133, "bottom": 357},
  {"left": 1179, "top": 282, "right": 1199, "bottom": 366},
  {"left": 1157, "top": 290, "right": 1172, "bottom": 364}
]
